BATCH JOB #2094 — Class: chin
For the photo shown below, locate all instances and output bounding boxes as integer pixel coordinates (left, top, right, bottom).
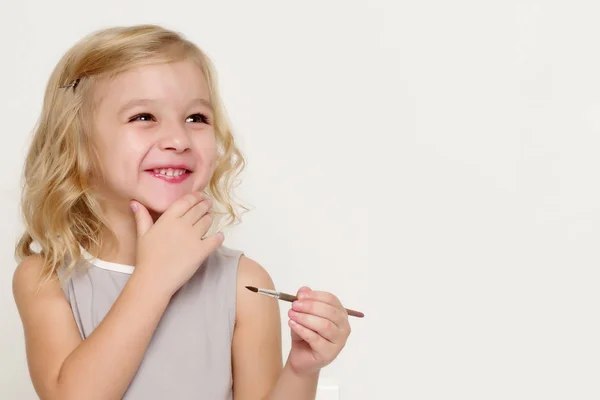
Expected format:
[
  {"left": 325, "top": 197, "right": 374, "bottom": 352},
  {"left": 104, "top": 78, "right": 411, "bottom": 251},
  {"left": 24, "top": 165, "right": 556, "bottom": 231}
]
[
  {"left": 136, "top": 193, "right": 183, "bottom": 215},
  {"left": 131, "top": 175, "right": 209, "bottom": 215}
]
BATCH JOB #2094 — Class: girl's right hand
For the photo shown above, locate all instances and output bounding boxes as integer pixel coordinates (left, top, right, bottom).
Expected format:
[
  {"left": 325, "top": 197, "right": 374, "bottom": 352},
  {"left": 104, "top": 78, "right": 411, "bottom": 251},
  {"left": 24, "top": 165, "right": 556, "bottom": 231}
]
[{"left": 130, "top": 192, "right": 224, "bottom": 297}]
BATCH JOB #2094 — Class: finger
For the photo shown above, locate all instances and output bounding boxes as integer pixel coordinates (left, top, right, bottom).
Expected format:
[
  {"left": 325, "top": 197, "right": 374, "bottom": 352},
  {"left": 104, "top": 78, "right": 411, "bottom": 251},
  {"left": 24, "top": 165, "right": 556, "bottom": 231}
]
[
  {"left": 292, "top": 300, "right": 345, "bottom": 329},
  {"left": 194, "top": 213, "right": 214, "bottom": 237},
  {"left": 183, "top": 197, "right": 212, "bottom": 225},
  {"left": 131, "top": 201, "right": 153, "bottom": 237},
  {"left": 288, "top": 319, "right": 327, "bottom": 349},
  {"left": 296, "top": 286, "right": 311, "bottom": 297},
  {"left": 164, "top": 192, "right": 205, "bottom": 218},
  {"left": 290, "top": 325, "right": 303, "bottom": 343},
  {"left": 298, "top": 290, "right": 343, "bottom": 308},
  {"left": 288, "top": 309, "right": 339, "bottom": 343},
  {"left": 198, "top": 232, "right": 225, "bottom": 256}
]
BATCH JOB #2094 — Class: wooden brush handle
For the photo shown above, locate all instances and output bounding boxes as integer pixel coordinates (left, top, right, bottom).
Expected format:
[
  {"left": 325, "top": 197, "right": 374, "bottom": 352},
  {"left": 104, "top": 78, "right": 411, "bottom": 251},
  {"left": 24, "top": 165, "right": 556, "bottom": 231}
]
[
  {"left": 279, "top": 292, "right": 364, "bottom": 318},
  {"left": 344, "top": 308, "right": 364, "bottom": 318},
  {"left": 278, "top": 293, "right": 298, "bottom": 302}
]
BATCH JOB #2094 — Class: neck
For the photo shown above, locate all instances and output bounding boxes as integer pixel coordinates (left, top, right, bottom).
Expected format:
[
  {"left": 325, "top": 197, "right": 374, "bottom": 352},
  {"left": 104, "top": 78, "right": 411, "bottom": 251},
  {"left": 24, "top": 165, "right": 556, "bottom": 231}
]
[{"left": 97, "top": 202, "right": 154, "bottom": 266}]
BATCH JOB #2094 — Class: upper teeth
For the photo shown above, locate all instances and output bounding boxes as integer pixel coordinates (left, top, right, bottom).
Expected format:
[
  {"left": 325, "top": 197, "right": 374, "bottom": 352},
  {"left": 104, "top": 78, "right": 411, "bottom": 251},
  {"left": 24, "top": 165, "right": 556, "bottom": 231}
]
[{"left": 153, "top": 168, "right": 186, "bottom": 177}]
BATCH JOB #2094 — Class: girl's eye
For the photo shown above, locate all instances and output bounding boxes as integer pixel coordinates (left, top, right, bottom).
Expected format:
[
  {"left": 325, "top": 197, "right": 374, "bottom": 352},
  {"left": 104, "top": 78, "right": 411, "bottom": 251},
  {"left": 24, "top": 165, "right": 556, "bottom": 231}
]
[
  {"left": 128, "top": 113, "right": 210, "bottom": 124},
  {"left": 186, "top": 113, "right": 210, "bottom": 124},
  {"left": 129, "top": 113, "right": 155, "bottom": 122}
]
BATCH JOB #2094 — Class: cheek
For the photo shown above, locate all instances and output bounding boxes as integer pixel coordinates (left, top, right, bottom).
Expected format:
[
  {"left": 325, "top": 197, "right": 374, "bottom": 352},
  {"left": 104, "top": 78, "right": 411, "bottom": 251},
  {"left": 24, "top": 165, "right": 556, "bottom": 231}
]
[
  {"left": 93, "top": 142, "right": 145, "bottom": 188},
  {"left": 196, "top": 133, "right": 218, "bottom": 168},
  {"left": 97, "top": 129, "right": 148, "bottom": 168},
  {"left": 190, "top": 134, "right": 217, "bottom": 192},
  {"left": 206, "top": 149, "right": 218, "bottom": 172}
]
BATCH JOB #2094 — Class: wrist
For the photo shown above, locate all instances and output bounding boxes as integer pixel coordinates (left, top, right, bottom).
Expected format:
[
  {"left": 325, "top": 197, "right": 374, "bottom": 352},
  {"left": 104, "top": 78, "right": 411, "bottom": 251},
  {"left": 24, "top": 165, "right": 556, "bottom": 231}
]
[
  {"left": 266, "top": 357, "right": 320, "bottom": 400},
  {"left": 129, "top": 268, "right": 174, "bottom": 302},
  {"left": 285, "top": 358, "right": 321, "bottom": 380}
]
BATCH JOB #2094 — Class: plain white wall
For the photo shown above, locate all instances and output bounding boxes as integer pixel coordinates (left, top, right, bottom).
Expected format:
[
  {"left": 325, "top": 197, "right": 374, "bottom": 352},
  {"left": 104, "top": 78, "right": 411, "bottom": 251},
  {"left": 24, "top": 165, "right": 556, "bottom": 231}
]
[{"left": 1, "top": 1, "right": 600, "bottom": 399}]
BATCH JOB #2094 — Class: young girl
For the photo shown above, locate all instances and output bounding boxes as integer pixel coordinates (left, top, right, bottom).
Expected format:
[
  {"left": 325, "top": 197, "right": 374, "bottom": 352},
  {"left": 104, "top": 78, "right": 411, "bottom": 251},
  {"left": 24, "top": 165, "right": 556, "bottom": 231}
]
[{"left": 12, "top": 24, "right": 352, "bottom": 399}]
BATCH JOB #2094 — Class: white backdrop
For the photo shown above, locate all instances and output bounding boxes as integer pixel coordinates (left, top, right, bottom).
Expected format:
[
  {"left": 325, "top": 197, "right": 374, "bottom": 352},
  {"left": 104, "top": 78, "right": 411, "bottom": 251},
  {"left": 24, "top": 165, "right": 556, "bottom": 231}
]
[{"left": 1, "top": 1, "right": 599, "bottom": 399}]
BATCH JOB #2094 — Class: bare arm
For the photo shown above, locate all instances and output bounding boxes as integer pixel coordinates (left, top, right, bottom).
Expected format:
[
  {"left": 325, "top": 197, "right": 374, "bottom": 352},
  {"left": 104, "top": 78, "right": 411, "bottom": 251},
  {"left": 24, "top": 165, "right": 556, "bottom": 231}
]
[
  {"left": 13, "top": 193, "right": 220, "bottom": 400},
  {"left": 231, "top": 256, "right": 319, "bottom": 400},
  {"left": 13, "top": 255, "right": 171, "bottom": 400}
]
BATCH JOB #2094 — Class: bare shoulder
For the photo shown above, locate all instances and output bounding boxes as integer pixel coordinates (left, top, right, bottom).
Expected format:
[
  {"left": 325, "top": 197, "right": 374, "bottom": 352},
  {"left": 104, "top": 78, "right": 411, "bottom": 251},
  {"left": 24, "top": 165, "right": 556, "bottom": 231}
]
[
  {"left": 235, "top": 255, "right": 279, "bottom": 322},
  {"left": 12, "top": 253, "right": 70, "bottom": 327},
  {"left": 237, "top": 255, "right": 276, "bottom": 291},
  {"left": 13, "top": 254, "right": 51, "bottom": 304}
]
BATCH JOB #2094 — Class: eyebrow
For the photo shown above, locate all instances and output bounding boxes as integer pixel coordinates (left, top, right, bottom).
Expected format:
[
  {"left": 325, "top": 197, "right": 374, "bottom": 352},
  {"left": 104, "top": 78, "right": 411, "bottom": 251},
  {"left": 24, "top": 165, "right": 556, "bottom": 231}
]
[{"left": 118, "top": 98, "right": 213, "bottom": 115}]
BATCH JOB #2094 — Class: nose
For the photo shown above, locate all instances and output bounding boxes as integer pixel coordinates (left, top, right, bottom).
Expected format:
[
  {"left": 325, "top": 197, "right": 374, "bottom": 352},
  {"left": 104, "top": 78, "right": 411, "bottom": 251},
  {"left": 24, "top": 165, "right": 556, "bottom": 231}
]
[{"left": 157, "top": 122, "right": 191, "bottom": 153}]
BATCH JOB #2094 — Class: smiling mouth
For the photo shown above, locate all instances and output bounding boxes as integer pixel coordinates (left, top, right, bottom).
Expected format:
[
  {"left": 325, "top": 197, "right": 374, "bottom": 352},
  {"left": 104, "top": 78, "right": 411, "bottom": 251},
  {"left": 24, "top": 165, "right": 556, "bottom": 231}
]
[
  {"left": 146, "top": 168, "right": 192, "bottom": 182},
  {"left": 150, "top": 168, "right": 189, "bottom": 177}
]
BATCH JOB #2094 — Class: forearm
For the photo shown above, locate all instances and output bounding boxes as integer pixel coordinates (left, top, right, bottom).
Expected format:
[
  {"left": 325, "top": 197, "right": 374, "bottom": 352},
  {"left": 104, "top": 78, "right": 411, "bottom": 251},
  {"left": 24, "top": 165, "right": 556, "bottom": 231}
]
[
  {"left": 266, "top": 361, "right": 319, "bottom": 400},
  {"left": 56, "top": 271, "right": 170, "bottom": 400}
]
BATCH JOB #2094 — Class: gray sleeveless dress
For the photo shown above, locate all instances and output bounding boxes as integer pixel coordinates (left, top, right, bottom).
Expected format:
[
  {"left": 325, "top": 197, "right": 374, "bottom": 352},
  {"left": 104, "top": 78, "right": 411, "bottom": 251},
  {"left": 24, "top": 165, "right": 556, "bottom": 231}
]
[{"left": 57, "top": 246, "right": 243, "bottom": 399}]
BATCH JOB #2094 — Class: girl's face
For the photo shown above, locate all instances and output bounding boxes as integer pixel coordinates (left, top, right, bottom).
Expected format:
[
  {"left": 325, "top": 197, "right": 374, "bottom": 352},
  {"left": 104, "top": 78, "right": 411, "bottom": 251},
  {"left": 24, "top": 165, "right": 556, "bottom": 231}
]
[{"left": 90, "top": 60, "right": 217, "bottom": 215}]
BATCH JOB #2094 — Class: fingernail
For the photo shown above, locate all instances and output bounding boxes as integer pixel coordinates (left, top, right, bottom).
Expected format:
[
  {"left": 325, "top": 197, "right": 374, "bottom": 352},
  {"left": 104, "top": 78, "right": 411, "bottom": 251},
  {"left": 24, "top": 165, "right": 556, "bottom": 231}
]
[
  {"left": 298, "top": 292, "right": 309, "bottom": 300},
  {"left": 130, "top": 201, "right": 138, "bottom": 212},
  {"left": 289, "top": 310, "right": 298, "bottom": 318},
  {"left": 293, "top": 301, "right": 303, "bottom": 309},
  {"left": 289, "top": 319, "right": 297, "bottom": 326}
]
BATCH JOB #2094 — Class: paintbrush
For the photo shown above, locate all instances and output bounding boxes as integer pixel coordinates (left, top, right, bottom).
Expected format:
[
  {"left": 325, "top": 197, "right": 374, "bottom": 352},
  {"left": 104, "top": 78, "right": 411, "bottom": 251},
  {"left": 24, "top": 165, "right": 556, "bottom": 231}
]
[{"left": 245, "top": 286, "right": 364, "bottom": 318}]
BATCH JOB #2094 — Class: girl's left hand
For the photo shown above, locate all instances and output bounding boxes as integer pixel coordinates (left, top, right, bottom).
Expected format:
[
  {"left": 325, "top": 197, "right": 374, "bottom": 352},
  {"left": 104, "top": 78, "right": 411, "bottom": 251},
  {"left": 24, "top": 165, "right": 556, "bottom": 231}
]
[{"left": 286, "top": 287, "right": 352, "bottom": 376}]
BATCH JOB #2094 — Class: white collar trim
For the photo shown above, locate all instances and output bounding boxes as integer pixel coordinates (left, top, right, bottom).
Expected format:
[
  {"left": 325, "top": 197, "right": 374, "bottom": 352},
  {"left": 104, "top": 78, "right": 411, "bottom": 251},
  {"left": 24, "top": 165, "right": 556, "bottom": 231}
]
[{"left": 79, "top": 247, "right": 135, "bottom": 275}]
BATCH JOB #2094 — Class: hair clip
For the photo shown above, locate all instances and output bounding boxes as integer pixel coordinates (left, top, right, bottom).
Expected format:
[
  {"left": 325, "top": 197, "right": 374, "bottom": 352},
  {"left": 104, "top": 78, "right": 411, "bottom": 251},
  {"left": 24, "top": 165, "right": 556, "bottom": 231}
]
[{"left": 60, "top": 78, "right": 81, "bottom": 90}]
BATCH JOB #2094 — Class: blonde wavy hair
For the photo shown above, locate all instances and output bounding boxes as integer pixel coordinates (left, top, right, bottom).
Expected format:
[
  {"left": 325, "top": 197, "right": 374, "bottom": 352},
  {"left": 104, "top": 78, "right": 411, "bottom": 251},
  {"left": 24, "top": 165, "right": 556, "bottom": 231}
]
[{"left": 15, "top": 25, "right": 246, "bottom": 281}]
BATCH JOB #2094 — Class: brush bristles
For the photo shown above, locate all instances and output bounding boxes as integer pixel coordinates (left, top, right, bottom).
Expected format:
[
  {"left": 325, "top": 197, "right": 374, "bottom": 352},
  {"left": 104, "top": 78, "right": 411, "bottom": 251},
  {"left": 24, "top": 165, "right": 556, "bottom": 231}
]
[{"left": 245, "top": 286, "right": 258, "bottom": 293}]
